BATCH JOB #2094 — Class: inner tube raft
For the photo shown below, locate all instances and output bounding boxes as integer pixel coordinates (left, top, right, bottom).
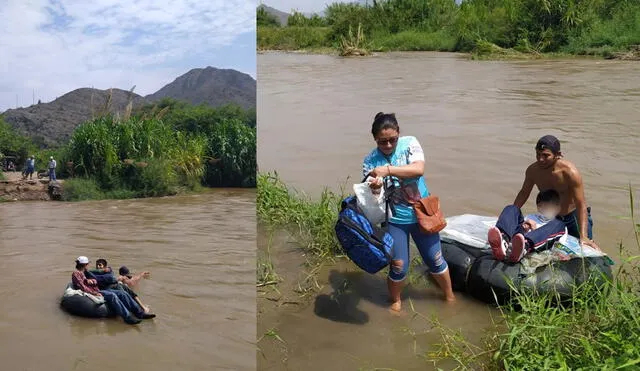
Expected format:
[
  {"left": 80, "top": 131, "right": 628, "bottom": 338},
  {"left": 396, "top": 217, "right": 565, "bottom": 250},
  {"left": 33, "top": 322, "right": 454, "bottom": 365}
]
[
  {"left": 60, "top": 283, "right": 114, "bottom": 318},
  {"left": 440, "top": 215, "right": 614, "bottom": 306}
]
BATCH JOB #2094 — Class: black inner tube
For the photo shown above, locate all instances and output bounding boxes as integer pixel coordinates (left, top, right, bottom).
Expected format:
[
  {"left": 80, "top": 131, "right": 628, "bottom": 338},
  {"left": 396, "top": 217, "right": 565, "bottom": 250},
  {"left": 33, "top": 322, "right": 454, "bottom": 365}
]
[{"left": 441, "top": 239, "right": 614, "bottom": 306}]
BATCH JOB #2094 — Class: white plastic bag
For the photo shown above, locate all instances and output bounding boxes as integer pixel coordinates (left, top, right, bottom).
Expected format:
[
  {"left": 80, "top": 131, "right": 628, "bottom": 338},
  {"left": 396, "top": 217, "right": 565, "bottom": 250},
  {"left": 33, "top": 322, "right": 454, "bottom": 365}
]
[{"left": 353, "top": 179, "right": 386, "bottom": 225}]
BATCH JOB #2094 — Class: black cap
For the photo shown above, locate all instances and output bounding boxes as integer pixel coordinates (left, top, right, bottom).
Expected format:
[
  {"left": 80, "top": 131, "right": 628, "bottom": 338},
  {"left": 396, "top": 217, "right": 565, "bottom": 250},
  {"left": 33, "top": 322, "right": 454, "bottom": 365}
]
[
  {"left": 535, "top": 135, "right": 560, "bottom": 154},
  {"left": 119, "top": 266, "right": 130, "bottom": 276}
]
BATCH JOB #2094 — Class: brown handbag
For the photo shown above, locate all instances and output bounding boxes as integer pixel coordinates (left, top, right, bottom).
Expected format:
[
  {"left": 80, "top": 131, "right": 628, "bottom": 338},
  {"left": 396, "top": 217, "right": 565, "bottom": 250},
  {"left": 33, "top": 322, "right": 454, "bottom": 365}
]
[{"left": 413, "top": 195, "right": 447, "bottom": 234}]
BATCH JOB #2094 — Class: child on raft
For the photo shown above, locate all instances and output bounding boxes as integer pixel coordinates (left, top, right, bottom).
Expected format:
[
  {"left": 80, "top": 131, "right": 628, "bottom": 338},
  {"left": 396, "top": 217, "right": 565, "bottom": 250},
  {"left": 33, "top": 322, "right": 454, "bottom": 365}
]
[{"left": 488, "top": 189, "right": 567, "bottom": 263}]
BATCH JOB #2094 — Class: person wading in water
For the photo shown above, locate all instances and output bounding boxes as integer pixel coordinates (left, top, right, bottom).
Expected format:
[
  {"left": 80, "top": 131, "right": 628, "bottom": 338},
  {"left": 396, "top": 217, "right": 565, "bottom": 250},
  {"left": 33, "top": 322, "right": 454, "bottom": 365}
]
[{"left": 363, "top": 112, "right": 455, "bottom": 313}]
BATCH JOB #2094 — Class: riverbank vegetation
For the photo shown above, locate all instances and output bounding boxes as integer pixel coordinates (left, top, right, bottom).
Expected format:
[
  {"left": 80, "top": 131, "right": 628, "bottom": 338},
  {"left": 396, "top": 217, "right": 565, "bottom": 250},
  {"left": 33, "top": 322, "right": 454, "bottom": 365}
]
[
  {"left": 256, "top": 172, "right": 640, "bottom": 369},
  {"left": 258, "top": 0, "right": 640, "bottom": 59},
  {"left": 0, "top": 98, "right": 256, "bottom": 201},
  {"left": 257, "top": 172, "right": 343, "bottom": 260},
  {"left": 61, "top": 98, "right": 256, "bottom": 201},
  {"left": 0, "top": 118, "right": 38, "bottom": 170}
]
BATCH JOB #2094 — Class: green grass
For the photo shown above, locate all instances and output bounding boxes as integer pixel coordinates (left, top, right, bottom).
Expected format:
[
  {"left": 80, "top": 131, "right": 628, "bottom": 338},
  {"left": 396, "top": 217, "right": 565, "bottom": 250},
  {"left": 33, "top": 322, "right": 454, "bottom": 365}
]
[
  {"left": 371, "top": 30, "right": 458, "bottom": 52},
  {"left": 257, "top": 26, "right": 333, "bottom": 52},
  {"left": 257, "top": 172, "right": 344, "bottom": 260},
  {"left": 425, "top": 265, "right": 640, "bottom": 370},
  {"left": 257, "top": 230, "right": 282, "bottom": 289},
  {"left": 60, "top": 178, "right": 106, "bottom": 201}
]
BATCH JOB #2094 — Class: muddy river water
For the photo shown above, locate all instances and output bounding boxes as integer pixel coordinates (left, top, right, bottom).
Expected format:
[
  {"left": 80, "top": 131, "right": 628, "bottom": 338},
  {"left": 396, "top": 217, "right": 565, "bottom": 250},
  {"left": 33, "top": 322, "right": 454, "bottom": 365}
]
[
  {"left": 0, "top": 190, "right": 256, "bottom": 370},
  {"left": 257, "top": 52, "right": 640, "bottom": 370}
]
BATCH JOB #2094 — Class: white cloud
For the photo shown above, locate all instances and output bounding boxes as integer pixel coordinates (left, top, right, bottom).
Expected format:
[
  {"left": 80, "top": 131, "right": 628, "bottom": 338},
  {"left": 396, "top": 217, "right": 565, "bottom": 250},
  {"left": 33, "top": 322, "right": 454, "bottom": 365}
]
[{"left": 0, "top": 0, "right": 256, "bottom": 111}]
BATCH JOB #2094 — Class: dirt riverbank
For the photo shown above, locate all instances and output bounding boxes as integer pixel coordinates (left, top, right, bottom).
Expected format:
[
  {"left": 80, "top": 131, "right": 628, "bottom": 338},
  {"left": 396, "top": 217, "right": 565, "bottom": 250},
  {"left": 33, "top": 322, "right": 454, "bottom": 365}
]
[{"left": 0, "top": 171, "right": 62, "bottom": 201}]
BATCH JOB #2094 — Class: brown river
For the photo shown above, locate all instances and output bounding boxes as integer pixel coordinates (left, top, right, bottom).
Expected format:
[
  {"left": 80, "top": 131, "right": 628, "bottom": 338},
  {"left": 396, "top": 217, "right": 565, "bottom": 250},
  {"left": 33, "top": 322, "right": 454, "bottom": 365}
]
[
  {"left": 257, "top": 52, "right": 640, "bottom": 370},
  {"left": 0, "top": 190, "right": 256, "bottom": 370}
]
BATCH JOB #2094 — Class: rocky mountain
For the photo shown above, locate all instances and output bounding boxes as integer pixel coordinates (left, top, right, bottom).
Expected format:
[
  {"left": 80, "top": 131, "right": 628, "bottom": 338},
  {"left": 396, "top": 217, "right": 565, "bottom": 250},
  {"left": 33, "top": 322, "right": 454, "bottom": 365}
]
[
  {"left": 258, "top": 4, "right": 290, "bottom": 25},
  {"left": 1, "top": 67, "right": 256, "bottom": 148},
  {"left": 1, "top": 88, "right": 143, "bottom": 148},
  {"left": 145, "top": 67, "right": 256, "bottom": 110}
]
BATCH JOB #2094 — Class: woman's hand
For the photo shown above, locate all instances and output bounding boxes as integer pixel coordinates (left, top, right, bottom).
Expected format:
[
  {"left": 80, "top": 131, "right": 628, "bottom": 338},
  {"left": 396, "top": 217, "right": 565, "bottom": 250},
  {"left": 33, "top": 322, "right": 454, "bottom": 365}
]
[
  {"left": 368, "top": 177, "right": 383, "bottom": 189},
  {"left": 370, "top": 165, "right": 391, "bottom": 178}
]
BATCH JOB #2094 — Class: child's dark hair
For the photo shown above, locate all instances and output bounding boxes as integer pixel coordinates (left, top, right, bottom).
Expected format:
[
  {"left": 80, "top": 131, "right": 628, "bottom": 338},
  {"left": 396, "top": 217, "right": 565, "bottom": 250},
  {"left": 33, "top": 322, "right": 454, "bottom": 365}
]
[
  {"left": 75, "top": 262, "right": 86, "bottom": 270},
  {"left": 371, "top": 112, "right": 400, "bottom": 136},
  {"left": 536, "top": 189, "right": 560, "bottom": 205},
  {"left": 96, "top": 258, "right": 108, "bottom": 267}
]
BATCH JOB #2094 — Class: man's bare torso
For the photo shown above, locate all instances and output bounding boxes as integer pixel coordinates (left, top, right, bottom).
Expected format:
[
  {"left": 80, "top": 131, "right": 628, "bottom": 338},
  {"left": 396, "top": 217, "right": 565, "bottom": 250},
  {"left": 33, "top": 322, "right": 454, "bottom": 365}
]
[{"left": 527, "top": 159, "right": 578, "bottom": 216}]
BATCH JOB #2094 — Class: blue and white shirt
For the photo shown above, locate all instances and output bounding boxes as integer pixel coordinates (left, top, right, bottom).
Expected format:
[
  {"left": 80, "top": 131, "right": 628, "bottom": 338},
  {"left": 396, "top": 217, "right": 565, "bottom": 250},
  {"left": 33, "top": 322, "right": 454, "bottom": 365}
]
[
  {"left": 362, "top": 136, "right": 428, "bottom": 225},
  {"left": 524, "top": 213, "right": 552, "bottom": 228}
]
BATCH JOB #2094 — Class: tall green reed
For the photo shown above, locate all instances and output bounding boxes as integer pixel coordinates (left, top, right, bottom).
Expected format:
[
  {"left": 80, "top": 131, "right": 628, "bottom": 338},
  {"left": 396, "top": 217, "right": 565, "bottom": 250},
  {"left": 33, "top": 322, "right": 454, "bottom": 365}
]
[{"left": 257, "top": 172, "right": 346, "bottom": 260}]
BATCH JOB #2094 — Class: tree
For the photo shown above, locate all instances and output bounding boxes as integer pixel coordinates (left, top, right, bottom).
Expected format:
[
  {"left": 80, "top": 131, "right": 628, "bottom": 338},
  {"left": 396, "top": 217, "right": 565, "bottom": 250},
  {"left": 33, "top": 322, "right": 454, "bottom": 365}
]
[{"left": 258, "top": 6, "right": 280, "bottom": 27}]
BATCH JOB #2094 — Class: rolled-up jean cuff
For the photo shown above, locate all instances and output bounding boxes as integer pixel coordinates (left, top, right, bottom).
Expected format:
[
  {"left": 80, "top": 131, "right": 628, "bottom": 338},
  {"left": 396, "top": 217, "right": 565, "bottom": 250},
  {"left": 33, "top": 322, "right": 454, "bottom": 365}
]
[
  {"left": 388, "top": 274, "right": 405, "bottom": 282},
  {"left": 430, "top": 264, "right": 449, "bottom": 275}
]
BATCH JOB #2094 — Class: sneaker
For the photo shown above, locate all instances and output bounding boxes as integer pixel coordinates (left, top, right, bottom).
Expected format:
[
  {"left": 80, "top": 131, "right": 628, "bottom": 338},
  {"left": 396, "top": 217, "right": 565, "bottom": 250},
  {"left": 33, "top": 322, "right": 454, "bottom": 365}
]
[
  {"left": 508, "top": 233, "right": 528, "bottom": 263},
  {"left": 488, "top": 227, "right": 507, "bottom": 260},
  {"left": 140, "top": 313, "right": 156, "bottom": 319},
  {"left": 124, "top": 316, "right": 142, "bottom": 325}
]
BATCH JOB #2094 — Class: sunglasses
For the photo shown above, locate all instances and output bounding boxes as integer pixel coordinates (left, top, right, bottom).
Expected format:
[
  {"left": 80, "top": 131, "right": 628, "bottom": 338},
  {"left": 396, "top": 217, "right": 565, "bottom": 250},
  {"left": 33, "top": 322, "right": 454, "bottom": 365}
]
[{"left": 376, "top": 136, "right": 399, "bottom": 146}]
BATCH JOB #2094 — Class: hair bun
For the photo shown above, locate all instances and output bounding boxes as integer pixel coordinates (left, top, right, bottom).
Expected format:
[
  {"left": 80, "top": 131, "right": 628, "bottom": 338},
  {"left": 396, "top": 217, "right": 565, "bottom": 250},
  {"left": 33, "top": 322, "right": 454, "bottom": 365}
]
[{"left": 374, "top": 112, "right": 385, "bottom": 120}]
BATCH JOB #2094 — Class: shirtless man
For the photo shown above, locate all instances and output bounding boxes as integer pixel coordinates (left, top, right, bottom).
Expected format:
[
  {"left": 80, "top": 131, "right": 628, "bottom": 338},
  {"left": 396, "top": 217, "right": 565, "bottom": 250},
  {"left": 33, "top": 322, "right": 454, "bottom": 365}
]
[
  {"left": 488, "top": 135, "right": 598, "bottom": 262},
  {"left": 515, "top": 135, "right": 596, "bottom": 247}
]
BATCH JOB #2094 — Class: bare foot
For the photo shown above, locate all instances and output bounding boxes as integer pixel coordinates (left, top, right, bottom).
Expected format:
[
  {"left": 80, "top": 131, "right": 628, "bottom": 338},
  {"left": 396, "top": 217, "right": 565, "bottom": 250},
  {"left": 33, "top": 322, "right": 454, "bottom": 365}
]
[
  {"left": 388, "top": 301, "right": 405, "bottom": 316},
  {"left": 444, "top": 295, "right": 456, "bottom": 303},
  {"left": 389, "top": 300, "right": 402, "bottom": 311}
]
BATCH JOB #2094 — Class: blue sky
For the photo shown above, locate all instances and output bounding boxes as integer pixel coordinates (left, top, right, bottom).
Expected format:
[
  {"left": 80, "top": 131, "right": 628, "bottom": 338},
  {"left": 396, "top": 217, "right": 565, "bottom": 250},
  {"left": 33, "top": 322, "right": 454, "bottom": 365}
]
[{"left": 0, "top": 0, "right": 256, "bottom": 112}]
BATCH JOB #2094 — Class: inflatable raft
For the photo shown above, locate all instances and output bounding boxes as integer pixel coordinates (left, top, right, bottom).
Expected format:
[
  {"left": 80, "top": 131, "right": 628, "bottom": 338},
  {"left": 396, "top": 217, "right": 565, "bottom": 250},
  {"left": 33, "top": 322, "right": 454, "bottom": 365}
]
[
  {"left": 60, "top": 282, "right": 114, "bottom": 318},
  {"left": 440, "top": 215, "right": 614, "bottom": 306}
]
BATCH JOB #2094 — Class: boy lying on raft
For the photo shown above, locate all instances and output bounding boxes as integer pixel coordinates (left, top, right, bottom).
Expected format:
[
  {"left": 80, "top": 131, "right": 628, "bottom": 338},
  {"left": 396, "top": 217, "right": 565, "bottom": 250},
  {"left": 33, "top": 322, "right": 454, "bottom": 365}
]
[
  {"left": 488, "top": 189, "right": 567, "bottom": 263},
  {"left": 89, "top": 259, "right": 152, "bottom": 314}
]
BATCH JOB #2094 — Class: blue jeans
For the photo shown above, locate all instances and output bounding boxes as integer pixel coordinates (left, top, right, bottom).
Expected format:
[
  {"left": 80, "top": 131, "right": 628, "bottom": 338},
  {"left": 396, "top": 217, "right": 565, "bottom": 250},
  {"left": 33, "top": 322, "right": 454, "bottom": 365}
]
[
  {"left": 496, "top": 205, "right": 566, "bottom": 252},
  {"left": 49, "top": 168, "right": 56, "bottom": 181},
  {"left": 387, "top": 222, "right": 448, "bottom": 281},
  {"left": 558, "top": 207, "right": 593, "bottom": 240},
  {"left": 100, "top": 289, "right": 143, "bottom": 320}
]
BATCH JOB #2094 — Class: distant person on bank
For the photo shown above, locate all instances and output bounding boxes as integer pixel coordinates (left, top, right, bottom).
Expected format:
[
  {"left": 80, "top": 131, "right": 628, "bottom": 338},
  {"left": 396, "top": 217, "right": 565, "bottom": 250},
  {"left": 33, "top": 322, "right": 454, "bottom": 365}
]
[
  {"left": 48, "top": 156, "right": 57, "bottom": 181},
  {"left": 24, "top": 156, "right": 35, "bottom": 179}
]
